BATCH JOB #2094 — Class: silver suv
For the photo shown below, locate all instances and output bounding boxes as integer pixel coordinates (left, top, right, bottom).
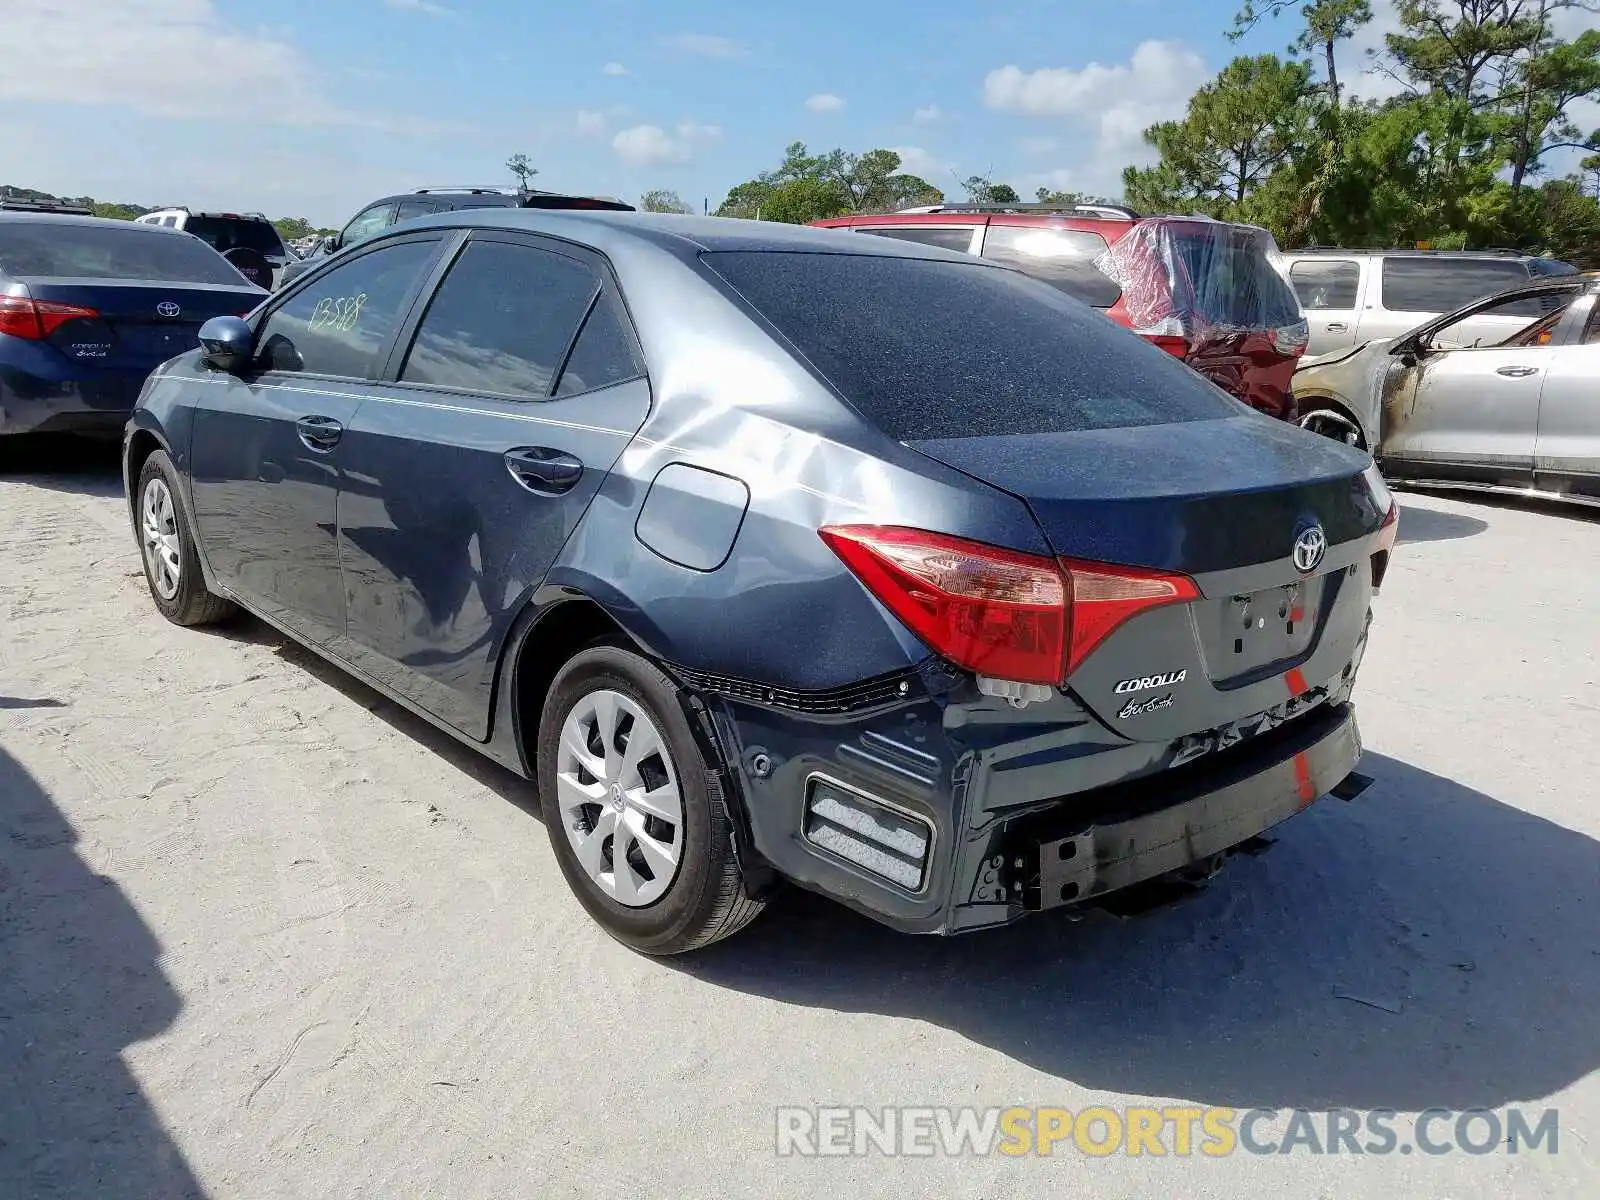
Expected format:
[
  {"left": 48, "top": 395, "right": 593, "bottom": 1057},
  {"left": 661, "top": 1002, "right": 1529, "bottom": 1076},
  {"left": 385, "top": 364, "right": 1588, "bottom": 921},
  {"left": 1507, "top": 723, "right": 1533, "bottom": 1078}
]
[{"left": 1280, "top": 248, "right": 1577, "bottom": 357}]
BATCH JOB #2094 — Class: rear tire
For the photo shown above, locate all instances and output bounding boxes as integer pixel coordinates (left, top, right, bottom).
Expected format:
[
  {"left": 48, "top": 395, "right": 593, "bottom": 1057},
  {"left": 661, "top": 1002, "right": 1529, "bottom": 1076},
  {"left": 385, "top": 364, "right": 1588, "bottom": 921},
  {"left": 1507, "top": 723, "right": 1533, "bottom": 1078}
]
[
  {"left": 537, "top": 644, "right": 763, "bottom": 955},
  {"left": 135, "top": 451, "right": 236, "bottom": 627}
]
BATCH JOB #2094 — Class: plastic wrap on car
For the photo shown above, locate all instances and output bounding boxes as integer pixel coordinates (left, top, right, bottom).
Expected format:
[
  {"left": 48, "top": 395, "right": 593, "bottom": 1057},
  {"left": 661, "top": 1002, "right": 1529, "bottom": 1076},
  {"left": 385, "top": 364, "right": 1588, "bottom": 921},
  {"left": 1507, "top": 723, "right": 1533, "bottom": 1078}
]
[{"left": 1094, "top": 217, "right": 1308, "bottom": 350}]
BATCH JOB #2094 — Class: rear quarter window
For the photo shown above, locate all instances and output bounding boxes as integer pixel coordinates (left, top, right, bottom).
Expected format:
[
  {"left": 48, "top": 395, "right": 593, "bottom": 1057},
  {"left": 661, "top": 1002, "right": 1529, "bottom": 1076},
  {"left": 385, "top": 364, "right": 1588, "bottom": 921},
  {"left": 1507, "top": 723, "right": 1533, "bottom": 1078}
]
[
  {"left": 702, "top": 250, "right": 1239, "bottom": 441},
  {"left": 857, "top": 226, "right": 976, "bottom": 253},
  {"left": 1381, "top": 257, "right": 1531, "bottom": 313},
  {"left": 980, "top": 226, "right": 1121, "bottom": 308}
]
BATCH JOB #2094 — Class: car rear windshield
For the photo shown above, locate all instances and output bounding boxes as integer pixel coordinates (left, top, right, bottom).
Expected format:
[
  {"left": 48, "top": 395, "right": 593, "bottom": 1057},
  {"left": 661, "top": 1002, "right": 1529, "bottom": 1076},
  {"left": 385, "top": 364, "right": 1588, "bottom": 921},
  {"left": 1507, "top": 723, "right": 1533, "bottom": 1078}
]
[
  {"left": 183, "top": 217, "right": 284, "bottom": 255},
  {"left": 1100, "top": 220, "right": 1303, "bottom": 336},
  {"left": 702, "top": 250, "right": 1240, "bottom": 441},
  {"left": 0, "top": 222, "right": 249, "bottom": 285},
  {"left": 1168, "top": 226, "right": 1302, "bottom": 328}
]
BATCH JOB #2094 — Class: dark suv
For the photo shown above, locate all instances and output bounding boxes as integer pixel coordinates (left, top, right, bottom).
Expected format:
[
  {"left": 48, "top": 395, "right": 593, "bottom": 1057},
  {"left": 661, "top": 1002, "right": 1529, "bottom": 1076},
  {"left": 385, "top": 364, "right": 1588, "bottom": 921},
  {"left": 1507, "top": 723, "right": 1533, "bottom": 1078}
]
[
  {"left": 815, "top": 204, "right": 1309, "bottom": 421},
  {"left": 278, "top": 186, "right": 635, "bottom": 287}
]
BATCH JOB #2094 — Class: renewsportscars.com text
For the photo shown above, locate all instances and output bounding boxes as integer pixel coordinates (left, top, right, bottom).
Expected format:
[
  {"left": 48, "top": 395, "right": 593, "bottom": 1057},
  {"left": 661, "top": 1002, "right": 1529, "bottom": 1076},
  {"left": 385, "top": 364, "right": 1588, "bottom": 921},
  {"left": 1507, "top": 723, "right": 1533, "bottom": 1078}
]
[{"left": 775, "top": 1105, "right": 1559, "bottom": 1158}]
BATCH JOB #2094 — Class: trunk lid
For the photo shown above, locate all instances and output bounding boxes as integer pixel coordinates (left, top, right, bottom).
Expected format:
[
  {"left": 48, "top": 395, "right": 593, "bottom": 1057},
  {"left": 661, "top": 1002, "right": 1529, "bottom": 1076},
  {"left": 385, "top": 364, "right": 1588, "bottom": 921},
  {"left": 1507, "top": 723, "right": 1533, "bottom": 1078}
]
[
  {"left": 20, "top": 280, "right": 261, "bottom": 370},
  {"left": 909, "top": 414, "right": 1385, "bottom": 740}
]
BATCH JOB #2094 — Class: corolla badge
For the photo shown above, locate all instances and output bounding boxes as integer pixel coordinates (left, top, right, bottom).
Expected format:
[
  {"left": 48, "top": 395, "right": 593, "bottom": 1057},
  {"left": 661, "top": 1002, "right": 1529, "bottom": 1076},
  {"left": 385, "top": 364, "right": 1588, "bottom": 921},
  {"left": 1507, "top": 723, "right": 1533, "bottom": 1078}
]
[
  {"left": 1292, "top": 523, "right": 1327, "bottom": 574},
  {"left": 156, "top": 301, "right": 181, "bottom": 318}
]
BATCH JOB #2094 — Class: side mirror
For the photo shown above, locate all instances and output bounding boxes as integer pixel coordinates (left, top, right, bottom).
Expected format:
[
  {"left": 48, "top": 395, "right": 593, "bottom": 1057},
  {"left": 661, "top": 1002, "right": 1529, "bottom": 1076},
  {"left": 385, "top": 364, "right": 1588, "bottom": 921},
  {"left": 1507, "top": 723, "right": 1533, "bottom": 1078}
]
[
  {"left": 319, "top": 234, "right": 339, "bottom": 255},
  {"left": 198, "top": 315, "right": 253, "bottom": 373}
]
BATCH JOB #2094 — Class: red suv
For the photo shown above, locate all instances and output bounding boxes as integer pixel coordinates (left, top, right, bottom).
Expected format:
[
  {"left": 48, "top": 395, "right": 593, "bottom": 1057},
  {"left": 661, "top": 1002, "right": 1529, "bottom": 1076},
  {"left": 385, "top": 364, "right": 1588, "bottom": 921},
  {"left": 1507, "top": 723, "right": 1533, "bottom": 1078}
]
[{"left": 812, "top": 204, "right": 1309, "bottom": 420}]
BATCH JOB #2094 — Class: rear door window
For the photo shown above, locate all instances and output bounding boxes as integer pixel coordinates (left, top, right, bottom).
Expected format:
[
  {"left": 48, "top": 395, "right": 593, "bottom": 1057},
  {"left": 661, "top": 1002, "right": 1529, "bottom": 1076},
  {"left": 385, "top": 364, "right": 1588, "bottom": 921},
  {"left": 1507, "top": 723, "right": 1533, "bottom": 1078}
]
[
  {"left": 980, "top": 226, "right": 1120, "bottom": 307},
  {"left": 400, "top": 240, "right": 599, "bottom": 398},
  {"left": 1381, "top": 258, "right": 1531, "bottom": 314},
  {"left": 0, "top": 223, "right": 247, "bottom": 284},
  {"left": 254, "top": 238, "right": 439, "bottom": 377},
  {"left": 856, "top": 226, "right": 977, "bottom": 254},
  {"left": 1289, "top": 260, "right": 1359, "bottom": 309},
  {"left": 703, "top": 250, "right": 1238, "bottom": 441}
]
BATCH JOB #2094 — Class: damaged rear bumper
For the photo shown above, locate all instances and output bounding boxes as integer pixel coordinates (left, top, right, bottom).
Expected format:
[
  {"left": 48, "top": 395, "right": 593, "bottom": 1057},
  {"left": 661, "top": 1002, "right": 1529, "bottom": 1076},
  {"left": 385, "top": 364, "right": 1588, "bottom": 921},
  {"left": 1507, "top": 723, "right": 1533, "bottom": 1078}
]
[
  {"left": 1019, "top": 702, "right": 1361, "bottom": 913},
  {"left": 707, "top": 659, "right": 1366, "bottom": 937}
]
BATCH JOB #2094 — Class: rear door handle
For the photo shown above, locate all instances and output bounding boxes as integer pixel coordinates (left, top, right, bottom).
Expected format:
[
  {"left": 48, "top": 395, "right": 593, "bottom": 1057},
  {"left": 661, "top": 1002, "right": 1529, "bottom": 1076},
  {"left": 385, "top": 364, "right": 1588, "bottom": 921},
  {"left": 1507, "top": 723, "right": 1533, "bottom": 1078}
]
[
  {"left": 504, "top": 447, "right": 584, "bottom": 495},
  {"left": 295, "top": 414, "right": 343, "bottom": 451},
  {"left": 1495, "top": 365, "right": 1539, "bottom": 378},
  {"left": 1325, "top": 322, "right": 1348, "bottom": 334}
]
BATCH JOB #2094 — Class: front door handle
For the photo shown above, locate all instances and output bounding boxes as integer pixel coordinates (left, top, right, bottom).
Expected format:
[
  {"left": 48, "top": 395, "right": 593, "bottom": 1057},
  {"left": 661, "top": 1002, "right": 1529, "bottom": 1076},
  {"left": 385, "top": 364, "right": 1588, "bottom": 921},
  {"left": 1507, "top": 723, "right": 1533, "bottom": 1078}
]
[
  {"left": 504, "top": 447, "right": 584, "bottom": 495},
  {"left": 1495, "top": 365, "right": 1539, "bottom": 378},
  {"left": 1325, "top": 321, "right": 1349, "bottom": 334},
  {"left": 295, "top": 414, "right": 343, "bottom": 451}
]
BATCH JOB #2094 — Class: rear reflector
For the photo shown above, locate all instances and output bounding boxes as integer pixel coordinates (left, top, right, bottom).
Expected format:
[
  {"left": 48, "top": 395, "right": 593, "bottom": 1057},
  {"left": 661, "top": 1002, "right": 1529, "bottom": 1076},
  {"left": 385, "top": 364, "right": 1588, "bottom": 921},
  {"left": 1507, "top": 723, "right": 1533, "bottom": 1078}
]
[
  {"left": 819, "top": 525, "right": 1201, "bottom": 686},
  {"left": 803, "top": 777, "right": 932, "bottom": 891},
  {"left": 0, "top": 296, "right": 100, "bottom": 340}
]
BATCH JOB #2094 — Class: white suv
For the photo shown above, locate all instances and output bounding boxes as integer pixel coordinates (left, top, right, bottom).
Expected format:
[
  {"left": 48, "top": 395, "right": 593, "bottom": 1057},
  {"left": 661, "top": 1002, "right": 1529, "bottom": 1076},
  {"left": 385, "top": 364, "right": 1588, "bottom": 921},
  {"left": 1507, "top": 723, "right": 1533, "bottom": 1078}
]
[
  {"left": 135, "top": 208, "right": 292, "bottom": 288},
  {"left": 1280, "top": 248, "right": 1577, "bottom": 357}
]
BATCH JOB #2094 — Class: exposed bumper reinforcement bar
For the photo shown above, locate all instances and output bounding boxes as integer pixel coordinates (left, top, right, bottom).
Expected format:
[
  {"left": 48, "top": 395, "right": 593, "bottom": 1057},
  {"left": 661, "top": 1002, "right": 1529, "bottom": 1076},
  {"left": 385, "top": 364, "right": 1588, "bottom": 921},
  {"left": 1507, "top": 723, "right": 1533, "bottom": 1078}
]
[{"left": 1033, "top": 705, "right": 1362, "bottom": 909}]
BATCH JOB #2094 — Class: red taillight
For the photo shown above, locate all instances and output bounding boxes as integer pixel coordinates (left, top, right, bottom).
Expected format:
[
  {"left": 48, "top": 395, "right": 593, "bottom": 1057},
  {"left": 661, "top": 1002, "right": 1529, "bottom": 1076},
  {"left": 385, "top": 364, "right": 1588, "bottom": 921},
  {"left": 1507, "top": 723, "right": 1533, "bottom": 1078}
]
[
  {"left": 1062, "top": 559, "right": 1200, "bottom": 675},
  {"left": 819, "top": 525, "right": 1201, "bottom": 686},
  {"left": 1148, "top": 334, "right": 1189, "bottom": 359},
  {"left": 819, "top": 525, "right": 1067, "bottom": 685},
  {"left": 1374, "top": 497, "right": 1399, "bottom": 555},
  {"left": 0, "top": 296, "right": 101, "bottom": 340}
]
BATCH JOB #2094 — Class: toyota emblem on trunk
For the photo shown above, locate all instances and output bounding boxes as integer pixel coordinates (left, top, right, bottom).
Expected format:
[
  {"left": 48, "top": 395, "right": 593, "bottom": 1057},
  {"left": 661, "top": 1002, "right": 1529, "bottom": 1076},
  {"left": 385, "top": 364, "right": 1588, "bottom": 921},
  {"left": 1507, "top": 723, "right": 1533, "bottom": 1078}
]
[
  {"left": 1293, "top": 523, "right": 1328, "bottom": 573},
  {"left": 156, "top": 301, "right": 181, "bottom": 318}
]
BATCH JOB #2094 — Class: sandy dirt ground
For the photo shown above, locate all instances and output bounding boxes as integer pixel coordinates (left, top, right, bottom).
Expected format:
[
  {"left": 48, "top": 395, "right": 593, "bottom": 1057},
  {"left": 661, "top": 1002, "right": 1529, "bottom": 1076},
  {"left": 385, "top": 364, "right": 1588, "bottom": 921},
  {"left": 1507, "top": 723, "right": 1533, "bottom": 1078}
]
[{"left": 3, "top": 441, "right": 1598, "bottom": 1199}]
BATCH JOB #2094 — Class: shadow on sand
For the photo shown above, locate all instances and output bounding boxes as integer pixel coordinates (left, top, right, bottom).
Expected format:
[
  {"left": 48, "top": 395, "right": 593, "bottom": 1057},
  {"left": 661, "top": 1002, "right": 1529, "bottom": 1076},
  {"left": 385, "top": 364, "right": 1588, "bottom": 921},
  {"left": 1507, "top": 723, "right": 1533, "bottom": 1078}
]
[
  {"left": 676, "top": 752, "right": 1600, "bottom": 1113},
  {"left": 0, "top": 745, "right": 205, "bottom": 1198}
]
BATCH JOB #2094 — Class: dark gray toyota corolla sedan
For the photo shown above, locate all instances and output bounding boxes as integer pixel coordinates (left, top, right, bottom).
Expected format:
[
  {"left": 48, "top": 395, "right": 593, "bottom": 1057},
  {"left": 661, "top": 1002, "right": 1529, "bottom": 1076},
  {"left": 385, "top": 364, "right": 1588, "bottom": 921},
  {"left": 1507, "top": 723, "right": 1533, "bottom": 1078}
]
[{"left": 123, "top": 210, "right": 1397, "bottom": 954}]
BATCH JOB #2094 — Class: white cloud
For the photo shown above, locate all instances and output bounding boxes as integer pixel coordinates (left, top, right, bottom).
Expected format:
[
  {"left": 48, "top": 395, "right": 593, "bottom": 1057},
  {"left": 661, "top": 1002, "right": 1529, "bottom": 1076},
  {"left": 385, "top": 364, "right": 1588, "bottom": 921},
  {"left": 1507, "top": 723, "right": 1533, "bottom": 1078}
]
[
  {"left": 573, "top": 110, "right": 608, "bottom": 137},
  {"left": 612, "top": 121, "right": 722, "bottom": 166},
  {"left": 806, "top": 93, "right": 846, "bottom": 113},
  {"left": 385, "top": 0, "right": 455, "bottom": 15},
  {"left": 1018, "top": 135, "right": 1062, "bottom": 156},
  {"left": 664, "top": 33, "right": 748, "bottom": 59},
  {"left": 0, "top": 0, "right": 458, "bottom": 134},
  {"left": 602, "top": 61, "right": 629, "bottom": 76},
  {"left": 983, "top": 40, "right": 1209, "bottom": 151},
  {"left": 890, "top": 146, "right": 954, "bottom": 183},
  {"left": 912, "top": 104, "right": 941, "bottom": 124}
]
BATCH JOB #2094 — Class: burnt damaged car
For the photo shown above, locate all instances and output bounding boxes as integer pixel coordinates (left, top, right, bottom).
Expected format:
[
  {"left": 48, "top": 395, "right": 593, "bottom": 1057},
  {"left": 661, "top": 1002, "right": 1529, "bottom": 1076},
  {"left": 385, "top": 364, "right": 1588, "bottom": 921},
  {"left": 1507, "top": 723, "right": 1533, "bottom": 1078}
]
[
  {"left": 1294, "top": 273, "right": 1600, "bottom": 505},
  {"left": 125, "top": 211, "right": 1395, "bottom": 955}
]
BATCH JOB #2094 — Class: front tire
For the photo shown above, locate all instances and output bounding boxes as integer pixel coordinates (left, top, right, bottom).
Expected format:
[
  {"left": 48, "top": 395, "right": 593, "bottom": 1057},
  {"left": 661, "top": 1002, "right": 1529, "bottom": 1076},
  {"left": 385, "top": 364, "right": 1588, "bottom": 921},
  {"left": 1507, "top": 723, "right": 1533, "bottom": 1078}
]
[
  {"left": 135, "top": 451, "right": 236, "bottom": 627},
  {"left": 537, "top": 644, "right": 763, "bottom": 955}
]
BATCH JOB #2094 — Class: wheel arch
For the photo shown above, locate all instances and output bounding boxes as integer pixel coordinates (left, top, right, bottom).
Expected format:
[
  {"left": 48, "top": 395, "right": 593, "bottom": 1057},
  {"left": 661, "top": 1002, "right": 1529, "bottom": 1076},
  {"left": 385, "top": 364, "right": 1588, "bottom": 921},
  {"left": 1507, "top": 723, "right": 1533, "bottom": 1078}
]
[
  {"left": 1293, "top": 389, "right": 1371, "bottom": 450},
  {"left": 486, "top": 584, "right": 773, "bottom": 895}
]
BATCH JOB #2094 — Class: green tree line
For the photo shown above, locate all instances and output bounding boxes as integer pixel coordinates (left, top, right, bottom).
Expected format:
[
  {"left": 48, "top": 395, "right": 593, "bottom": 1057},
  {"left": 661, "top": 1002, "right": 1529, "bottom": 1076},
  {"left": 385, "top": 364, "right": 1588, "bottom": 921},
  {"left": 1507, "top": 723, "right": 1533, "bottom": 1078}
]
[
  {"left": 0, "top": 186, "right": 335, "bottom": 240},
  {"left": 1121, "top": 0, "right": 1600, "bottom": 264}
]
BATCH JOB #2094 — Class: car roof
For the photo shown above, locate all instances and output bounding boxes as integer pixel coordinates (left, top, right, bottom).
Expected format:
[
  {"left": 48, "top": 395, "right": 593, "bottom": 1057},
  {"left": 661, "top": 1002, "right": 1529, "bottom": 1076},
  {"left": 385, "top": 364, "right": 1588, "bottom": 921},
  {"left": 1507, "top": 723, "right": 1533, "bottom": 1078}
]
[
  {"left": 1285, "top": 247, "right": 1546, "bottom": 260},
  {"left": 0, "top": 212, "right": 192, "bottom": 234},
  {"left": 400, "top": 207, "right": 979, "bottom": 260}
]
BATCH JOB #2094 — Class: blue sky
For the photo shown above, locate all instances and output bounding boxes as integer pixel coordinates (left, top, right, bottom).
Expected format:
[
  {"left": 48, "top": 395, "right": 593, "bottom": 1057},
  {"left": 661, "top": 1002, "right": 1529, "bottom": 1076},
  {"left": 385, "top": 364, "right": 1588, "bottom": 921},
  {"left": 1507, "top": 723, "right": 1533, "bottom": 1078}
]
[{"left": 0, "top": 0, "right": 1499, "bottom": 226}]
